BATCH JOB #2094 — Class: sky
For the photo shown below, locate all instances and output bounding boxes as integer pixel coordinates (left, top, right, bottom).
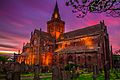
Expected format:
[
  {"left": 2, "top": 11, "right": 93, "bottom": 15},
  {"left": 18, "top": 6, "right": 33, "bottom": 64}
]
[{"left": 0, "top": 0, "right": 120, "bottom": 54}]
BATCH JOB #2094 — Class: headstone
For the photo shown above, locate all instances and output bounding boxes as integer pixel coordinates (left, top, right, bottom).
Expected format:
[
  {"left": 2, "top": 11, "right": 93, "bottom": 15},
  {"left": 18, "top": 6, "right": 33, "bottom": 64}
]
[
  {"left": 6, "top": 70, "right": 13, "bottom": 80},
  {"left": 93, "top": 65, "right": 97, "bottom": 80},
  {"left": 33, "top": 65, "right": 40, "bottom": 80},
  {"left": 6, "top": 62, "right": 13, "bottom": 80},
  {"left": 0, "top": 61, "right": 3, "bottom": 72},
  {"left": 66, "top": 71, "right": 71, "bottom": 80},
  {"left": 52, "top": 65, "right": 60, "bottom": 80},
  {"left": 20, "top": 62, "right": 26, "bottom": 73},
  {"left": 13, "top": 62, "right": 21, "bottom": 80}
]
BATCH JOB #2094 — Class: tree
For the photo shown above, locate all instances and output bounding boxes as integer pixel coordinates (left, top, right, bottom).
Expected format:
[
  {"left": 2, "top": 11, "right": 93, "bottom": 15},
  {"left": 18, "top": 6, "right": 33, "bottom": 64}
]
[
  {"left": 114, "top": 49, "right": 120, "bottom": 55},
  {"left": 0, "top": 56, "right": 8, "bottom": 62},
  {"left": 65, "top": 0, "right": 120, "bottom": 18}
]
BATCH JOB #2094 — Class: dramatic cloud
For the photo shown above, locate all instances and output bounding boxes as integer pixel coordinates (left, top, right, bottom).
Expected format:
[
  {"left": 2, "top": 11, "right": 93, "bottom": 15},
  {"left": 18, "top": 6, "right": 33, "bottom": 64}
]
[
  {"left": 0, "top": 44, "right": 17, "bottom": 49},
  {"left": 0, "top": 0, "right": 120, "bottom": 53}
]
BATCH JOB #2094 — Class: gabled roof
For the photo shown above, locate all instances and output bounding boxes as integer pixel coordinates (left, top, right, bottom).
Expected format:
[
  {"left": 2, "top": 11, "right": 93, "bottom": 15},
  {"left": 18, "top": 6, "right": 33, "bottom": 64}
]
[
  {"left": 34, "top": 29, "right": 53, "bottom": 41},
  {"left": 23, "top": 43, "right": 30, "bottom": 48},
  {"left": 55, "top": 46, "right": 98, "bottom": 54},
  {"left": 59, "top": 24, "right": 103, "bottom": 40}
]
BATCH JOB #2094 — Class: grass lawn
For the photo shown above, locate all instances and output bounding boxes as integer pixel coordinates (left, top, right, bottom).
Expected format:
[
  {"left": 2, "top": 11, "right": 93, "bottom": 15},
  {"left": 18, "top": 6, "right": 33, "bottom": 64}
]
[
  {"left": 21, "top": 73, "right": 52, "bottom": 80},
  {"left": 79, "top": 73, "right": 93, "bottom": 80},
  {"left": 21, "top": 77, "right": 51, "bottom": 80},
  {"left": 21, "top": 69, "right": 120, "bottom": 80},
  {"left": 78, "top": 70, "right": 120, "bottom": 80}
]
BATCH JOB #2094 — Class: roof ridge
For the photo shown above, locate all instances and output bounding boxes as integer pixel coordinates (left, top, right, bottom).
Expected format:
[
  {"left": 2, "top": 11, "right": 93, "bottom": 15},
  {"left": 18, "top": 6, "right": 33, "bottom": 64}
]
[{"left": 65, "top": 24, "right": 101, "bottom": 34}]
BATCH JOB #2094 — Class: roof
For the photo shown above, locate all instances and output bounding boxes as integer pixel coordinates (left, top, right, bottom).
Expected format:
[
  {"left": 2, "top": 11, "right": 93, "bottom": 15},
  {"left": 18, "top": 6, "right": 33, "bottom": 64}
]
[
  {"left": 55, "top": 46, "right": 98, "bottom": 54},
  {"left": 59, "top": 24, "right": 103, "bottom": 40},
  {"left": 34, "top": 29, "right": 53, "bottom": 41},
  {"left": 23, "top": 43, "right": 30, "bottom": 48},
  {"left": 21, "top": 52, "right": 28, "bottom": 56}
]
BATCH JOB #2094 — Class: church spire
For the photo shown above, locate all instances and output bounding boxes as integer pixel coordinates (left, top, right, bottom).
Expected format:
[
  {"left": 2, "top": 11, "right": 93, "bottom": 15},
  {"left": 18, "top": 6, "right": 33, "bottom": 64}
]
[
  {"left": 52, "top": 1, "right": 61, "bottom": 19},
  {"left": 47, "top": 1, "right": 65, "bottom": 39}
]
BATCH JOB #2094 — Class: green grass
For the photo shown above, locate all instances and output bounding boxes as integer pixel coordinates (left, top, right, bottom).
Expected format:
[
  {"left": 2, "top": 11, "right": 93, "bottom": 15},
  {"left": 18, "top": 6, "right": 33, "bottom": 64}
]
[
  {"left": 21, "top": 73, "right": 52, "bottom": 76},
  {"left": 21, "top": 73, "right": 52, "bottom": 80},
  {"left": 21, "top": 73, "right": 34, "bottom": 76},
  {"left": 41, "top": 77, "right": 52, "bottom": 80},
  {"left": 21, "top": 69, "right": 120, "bottom": 80},
  {"left": 79, "top": 73, "right": 93, "bottom": 80},
  {"left": 22, "top": 77, "right": 52, "bottom": 80}
]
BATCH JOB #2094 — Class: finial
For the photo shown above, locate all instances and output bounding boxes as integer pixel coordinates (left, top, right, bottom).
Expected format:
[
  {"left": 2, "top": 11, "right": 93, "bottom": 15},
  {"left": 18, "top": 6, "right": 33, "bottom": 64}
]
[
  {"left": 51, "top": 0, "right": 61, "bottom": 19},
  {"left": 40, "top": 28, "right": 42, "bottom": 31},
  {"left": 103, "top": 20, "right": 104, "bottom": 24},
  {"left": 31, "top": 31, "right": 33, "bottom": 36}
]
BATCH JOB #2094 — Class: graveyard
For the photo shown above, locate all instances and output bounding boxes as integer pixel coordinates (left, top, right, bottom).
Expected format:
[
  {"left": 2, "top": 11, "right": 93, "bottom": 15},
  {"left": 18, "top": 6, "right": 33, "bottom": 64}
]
[
  {"left": 0, "top": 0, "right": 120, "bottom": 80},
  {"left": 0, "top": 61, "right": 120, "bottom": 80}
]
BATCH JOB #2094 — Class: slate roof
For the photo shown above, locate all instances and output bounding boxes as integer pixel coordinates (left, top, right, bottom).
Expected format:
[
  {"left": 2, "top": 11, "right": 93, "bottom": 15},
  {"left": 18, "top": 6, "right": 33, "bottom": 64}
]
[
  {"left": 55, "top": 46, "right": 98, "bottom": 54},
  {"left": 34, "top": 29, "right": 53, "bottom": 41},
  {"left": 59, "top": 24, "right": 103, "bottom": 40},
  {"left": 23, "top": 43, "right": 31, "bottom": 48}
]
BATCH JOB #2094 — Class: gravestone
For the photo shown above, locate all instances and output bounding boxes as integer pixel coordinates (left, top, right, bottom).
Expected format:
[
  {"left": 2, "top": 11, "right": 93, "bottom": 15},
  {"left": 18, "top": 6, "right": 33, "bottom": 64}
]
[
  {"left": 33, "top": 65, "right": 40, "bottom": 80},
  {"left": 66, "top": 71, "right": 71, "bottom": 80},
  {"left": 52, "top": 65, "right": 60, "bottom": 80},
  {"left": 93, "top": 65, "right": 97, "bottom": 80},
  {"left": 20, "top": 62, "right": 26, "bottom": 73},
  {"left": 6, "top": 62, "right": 13, "bottom": 80},
  {"left": 13, "top": 62, "right": 21, "bottom": 80},
  {"left": 6, "top": 70, "right": 13, "bottom": 80}
]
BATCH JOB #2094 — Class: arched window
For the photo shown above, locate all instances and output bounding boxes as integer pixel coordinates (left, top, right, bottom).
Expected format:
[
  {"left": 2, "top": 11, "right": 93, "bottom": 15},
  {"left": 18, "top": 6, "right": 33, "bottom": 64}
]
[
  {"left": 59, "top": 57, "right": 64, "bottom": 64},
  {"left": 78, "top": 56, "right": 80, "bottom": 61},
  {"left": 68, "top": 55, "right": 73, "bottom": 62},
  {"left": 88, "top": 56, "right": 91, "bottom": 61}
]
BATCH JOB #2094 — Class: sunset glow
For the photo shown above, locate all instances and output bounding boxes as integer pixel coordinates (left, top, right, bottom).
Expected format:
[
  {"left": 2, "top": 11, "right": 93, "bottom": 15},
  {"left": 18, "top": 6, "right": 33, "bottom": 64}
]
[
  {"left": 0, "top": 51, "right": 17, "bottom": 54},
  {"left": 0, "top": 0, "right": 120, "bottom": 54},
  {"left": 82, "top": 37, "right": 94, "bottom": 49}
]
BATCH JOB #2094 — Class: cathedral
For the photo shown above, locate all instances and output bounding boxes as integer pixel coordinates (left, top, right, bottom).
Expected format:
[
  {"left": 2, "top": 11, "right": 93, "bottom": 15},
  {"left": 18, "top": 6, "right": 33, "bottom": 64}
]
[{"left": 17, "top": 2, "right": 112, "bottom": 71}]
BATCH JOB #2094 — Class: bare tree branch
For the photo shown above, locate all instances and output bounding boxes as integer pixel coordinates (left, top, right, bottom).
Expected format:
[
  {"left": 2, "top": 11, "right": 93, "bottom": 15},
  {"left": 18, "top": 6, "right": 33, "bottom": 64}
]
[{"left": 66, "top": 0, "right": 120, "bottom": 18}]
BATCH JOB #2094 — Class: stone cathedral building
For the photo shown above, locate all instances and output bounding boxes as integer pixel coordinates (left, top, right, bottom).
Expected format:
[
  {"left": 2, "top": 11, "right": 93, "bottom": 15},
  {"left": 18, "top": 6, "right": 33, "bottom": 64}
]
[{"left": 17, "top": 2, "right": 112, "bottom": 70}]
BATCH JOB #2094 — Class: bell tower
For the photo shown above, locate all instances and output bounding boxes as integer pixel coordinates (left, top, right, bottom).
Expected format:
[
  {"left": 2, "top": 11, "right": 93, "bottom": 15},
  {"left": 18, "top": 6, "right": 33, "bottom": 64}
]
[{"left": 47, "top": 2, "right": 65, "bottom": 39}]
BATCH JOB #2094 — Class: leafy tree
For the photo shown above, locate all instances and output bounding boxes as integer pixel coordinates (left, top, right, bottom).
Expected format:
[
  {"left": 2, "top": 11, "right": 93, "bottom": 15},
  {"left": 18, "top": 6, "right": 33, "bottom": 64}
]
[{"left": 0, "top": 56, "right": 8, "bottom": 62}]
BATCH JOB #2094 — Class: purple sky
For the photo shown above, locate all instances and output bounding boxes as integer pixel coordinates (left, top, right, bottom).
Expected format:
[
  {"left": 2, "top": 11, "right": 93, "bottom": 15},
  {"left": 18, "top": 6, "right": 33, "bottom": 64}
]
[{"left": 0, "top": 0, "right": 120, "bottom": 54}]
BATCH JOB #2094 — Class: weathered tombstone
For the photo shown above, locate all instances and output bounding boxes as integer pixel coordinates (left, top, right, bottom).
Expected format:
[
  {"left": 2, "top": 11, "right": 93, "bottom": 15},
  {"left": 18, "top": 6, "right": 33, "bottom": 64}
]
[
  {"left": 59, "top": 64, "right": 65, "bottom": 80},
  {"left": 6, "top": 70, "right": 13, "bottom": 80},
  {"left": 93, "top": 65, "right": 97, "bottom": 80},
  {"left": 66, "top": 71, "right": 71, "bottom": 80},
  {"left": 13, "top": 62, "right": 21, "bottom": 80},
  {"left": 75, "top": 67, "right": 80, "bottom": 80},
  {"left": 104, "top": 61, "right": 110, "bottom": 80},
  {"left": 33, "top": 65, "right": 40, "bottom": 80},
  {"left": 52, "top": 65, "right": 60, "bottom": 80},
  {"left": 20, "top": 61, "right": 26, "bottom": 73},
  {"left": 5, "top": 62, "right": 13, "bottom": 80},
  {"left": 61, "top": 67, "right": 71, "bottom": 80},
  {"left": 0, "top": 61, "right": 2, "bottom": 72},
  {"left": 62, "top": 70, "right": 66, "bottom": 80}
]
